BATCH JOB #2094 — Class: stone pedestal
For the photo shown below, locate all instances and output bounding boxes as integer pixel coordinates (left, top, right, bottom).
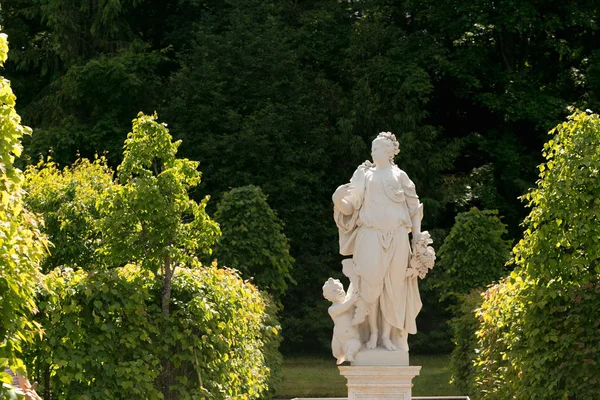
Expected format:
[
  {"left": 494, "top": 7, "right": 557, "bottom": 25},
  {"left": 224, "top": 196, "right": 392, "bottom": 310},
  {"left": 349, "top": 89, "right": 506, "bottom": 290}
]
[
  {"left": 338, "top": 365, "right": 421, "bottom": 400},
  {"left": 352, "top": 348, "right": 409, "bottom": 366}
]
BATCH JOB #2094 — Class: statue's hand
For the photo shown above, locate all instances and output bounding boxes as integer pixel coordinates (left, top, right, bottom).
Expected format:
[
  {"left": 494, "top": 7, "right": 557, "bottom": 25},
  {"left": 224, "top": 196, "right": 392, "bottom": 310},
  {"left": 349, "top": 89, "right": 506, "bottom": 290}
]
[
  {"left": 406, "top": 268, "right": 419, "bottom": 278},
  {"left": 333, "top": 183, "right": 354, "bottom": 205},
  {"left": 359, "top": 160, "right": 375, "bottom": 170}
]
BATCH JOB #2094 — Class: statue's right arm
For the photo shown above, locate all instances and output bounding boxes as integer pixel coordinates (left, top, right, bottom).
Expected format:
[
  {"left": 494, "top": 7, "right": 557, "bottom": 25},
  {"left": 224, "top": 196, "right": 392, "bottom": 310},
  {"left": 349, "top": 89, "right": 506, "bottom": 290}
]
[{"left": 340, "top": 295, "right": 359, "bottom": 312}]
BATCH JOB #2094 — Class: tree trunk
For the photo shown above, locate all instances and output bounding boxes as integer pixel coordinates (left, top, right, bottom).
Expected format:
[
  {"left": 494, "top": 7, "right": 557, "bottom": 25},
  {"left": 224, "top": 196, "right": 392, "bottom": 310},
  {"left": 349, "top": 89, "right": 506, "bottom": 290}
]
[
  {"left": 161, "top": 255, "right": 176, "bottom": 400},
  {"left": 162, "top": 271, "right": 172, "bottom": 316}
]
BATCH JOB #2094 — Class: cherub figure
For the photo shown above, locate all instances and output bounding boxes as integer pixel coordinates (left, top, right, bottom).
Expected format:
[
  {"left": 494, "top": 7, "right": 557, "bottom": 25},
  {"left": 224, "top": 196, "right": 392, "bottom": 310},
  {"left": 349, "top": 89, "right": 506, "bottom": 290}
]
[{"left": 323, "top": 278, "right": 362, "bottom": 364}]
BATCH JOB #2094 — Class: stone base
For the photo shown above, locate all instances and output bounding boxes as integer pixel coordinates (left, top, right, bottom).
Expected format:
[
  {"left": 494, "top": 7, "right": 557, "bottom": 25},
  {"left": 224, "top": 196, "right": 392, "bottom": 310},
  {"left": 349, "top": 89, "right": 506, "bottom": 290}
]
[
  {"left": 338, "top": 365, "right": 421, "bottom": 400},
  {"left": 351, "top": 347, "right": 409, "bottom": 366},
  {"left": 292, "top": 397, "right": 470, "bottom": 400}
]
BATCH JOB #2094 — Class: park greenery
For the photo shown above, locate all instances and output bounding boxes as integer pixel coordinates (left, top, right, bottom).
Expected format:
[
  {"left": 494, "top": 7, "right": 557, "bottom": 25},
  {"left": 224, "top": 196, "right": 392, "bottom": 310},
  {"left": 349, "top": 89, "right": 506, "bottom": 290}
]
[
  {"left": 0, "top": 32, "right": 48, "bottom": 399},
  {"left": 5, "top": 0, "right": 600, "bottom": 351},
  {"left": 452, "top": 111, "right": 600, "bottom": 398},
  {"left": 433, "top": 207, "right": 512, "bottom": 376},
  {"left": 18, "top": 111, "right": 280, "bottom": 399},
  {"left": 24, "top": 157, "right": 114, "bottom": 273},
  {"left": 214, "top": 185, "right": 294, "bottom": 303},
  {"left": 1, "top": 0, "right": 600, "bottom": 397},
  {"left": 434, "top": 208, "right": 512, "bottom": 303},
  {"left": 28, "top": 264, "right": 278, "bottom": 400}
]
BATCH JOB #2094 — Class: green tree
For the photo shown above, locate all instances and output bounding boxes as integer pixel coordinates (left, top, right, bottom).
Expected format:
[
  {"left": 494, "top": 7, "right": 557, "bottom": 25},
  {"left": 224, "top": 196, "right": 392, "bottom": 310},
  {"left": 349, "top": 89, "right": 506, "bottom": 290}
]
[
  {"left": 434, "top": 208, "right": 512, "bottom": 302},
  {"left": 212, "top": 185, "right": 290, "bottom": 393},
  {"left": 0, "top": 33, "right": 48, "bottom": 395},
  {"left": 448, "top": 288, "right": 484, "bottom": 396},
  {"left": 471, "top": 110, "right": 600, "bottom": 398},
  {"left": 0, "top": 0, "right": 169, "bottom": 166},
  {"left": 214, "top": 185, "right": 294, "bottom": 302},
  {"left": 414, "top": 208, "right": 511, "bottom": 355},
  {"left": 98, "top": 112, "right": 220, "bottom": 315},
  {"left": 28, "top": 263, "right": 276, "bottom": 400},
  {"left": 17, "top": 112, "right": 282, "bottom": 398},
  {"left": 96, "top": 112, "right": 220, "bottom": 398},
  {"left": 23, "top": 157, "right": 114, "bottom": 272},
  {"left": 412, "top": 0, "right": 600, "bottom": 234}
]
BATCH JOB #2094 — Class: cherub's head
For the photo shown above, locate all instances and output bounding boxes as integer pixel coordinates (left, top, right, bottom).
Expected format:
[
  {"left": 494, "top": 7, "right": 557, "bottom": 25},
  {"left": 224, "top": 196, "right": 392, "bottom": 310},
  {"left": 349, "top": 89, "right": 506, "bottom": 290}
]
[{"left": 323, "top": 278, "right": 346, "bottom": 303}]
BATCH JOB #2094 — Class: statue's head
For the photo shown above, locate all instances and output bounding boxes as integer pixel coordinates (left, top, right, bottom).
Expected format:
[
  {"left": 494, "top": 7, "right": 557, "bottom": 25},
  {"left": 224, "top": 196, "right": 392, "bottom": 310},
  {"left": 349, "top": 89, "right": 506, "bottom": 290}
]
[
  {"left": 323, "top": 278, "right": 345, "bottom": 303},
  {"left": 371, "top": 131, "right": 400, "bottom": 166}
]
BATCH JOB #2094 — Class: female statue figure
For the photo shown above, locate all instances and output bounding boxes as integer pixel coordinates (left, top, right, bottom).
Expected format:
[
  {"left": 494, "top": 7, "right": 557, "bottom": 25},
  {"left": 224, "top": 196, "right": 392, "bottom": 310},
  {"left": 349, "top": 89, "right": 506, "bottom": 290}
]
[{"left": 332, "top": 132, "right": 426, "bottom": 352}]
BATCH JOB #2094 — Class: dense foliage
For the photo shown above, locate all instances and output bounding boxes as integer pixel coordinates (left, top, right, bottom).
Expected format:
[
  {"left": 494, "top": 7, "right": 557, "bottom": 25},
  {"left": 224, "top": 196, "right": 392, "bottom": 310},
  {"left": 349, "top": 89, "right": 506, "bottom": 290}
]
[
  {"left": 514, "top": 111, "right": 600, "bottom": 283},
  {"left": 0, "top": 33, "right": 48, "bottom": 396},
  {"left": 23, "top": 157, "right": 113, "bottom": 272},
  {"left": 96, "top": 112, "right": 221, "bottom": 322},
  {"left": 27, "top": 264, "right": 277, "bottom": 400},
  {"left": 214, "top": 185, "right": 294, "bottom": 302},
  {"left": 434, "top": 208, "right": 512, "bottom": 302},
  {"left": 457, "top": 111, "right": 600, "bottom": 398},
  {"left": 19, "top": 113, "right": 284, "bottom": 398},
  {"left": 3, "top": 0, "right": 600, "bottom": 350},
  {"left": 416, "top": 208, "right": 510, "bottom": 356},
  {"left": 448, "top": 288, "right": 484, "bottom": 396}
]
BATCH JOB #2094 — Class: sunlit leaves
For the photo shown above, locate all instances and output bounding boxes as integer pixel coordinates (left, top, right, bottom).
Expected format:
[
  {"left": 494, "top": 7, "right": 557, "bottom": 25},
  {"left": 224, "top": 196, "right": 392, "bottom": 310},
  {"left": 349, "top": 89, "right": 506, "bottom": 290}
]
[
  {"left": 98, "top": 112, "right": 220, "bottom": 275},
  {"left": 31, "top": 264, "right": 274, "bottom": 399},
  {"left": 0, "top": 33, "right": 48, "bottom": 395},
  {"left": 23, "top": 157, "right": 114, "bottom": 272},
  {"left": 20, "top": 112, "right": 277, "bottom": 398},
  {"left": 462, "top": 111, "right": 600, "bottom": 398},
  {"left": 513, "top": 110, "right": 600, "bottom": 281}
]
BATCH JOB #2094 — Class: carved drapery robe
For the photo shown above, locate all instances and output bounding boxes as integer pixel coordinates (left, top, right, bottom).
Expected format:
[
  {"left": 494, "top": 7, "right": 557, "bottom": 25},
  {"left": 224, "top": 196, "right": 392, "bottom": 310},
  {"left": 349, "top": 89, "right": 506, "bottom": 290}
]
[{"left": 334, "top": 164, "right": 422, "bottom": 342}]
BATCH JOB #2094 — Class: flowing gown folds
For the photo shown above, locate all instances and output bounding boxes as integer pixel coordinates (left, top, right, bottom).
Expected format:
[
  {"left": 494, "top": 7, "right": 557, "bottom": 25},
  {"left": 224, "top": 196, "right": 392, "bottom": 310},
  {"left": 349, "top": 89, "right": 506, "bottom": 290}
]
[{"left": 334, "top": 164, "right": 423, "bottom": 338}]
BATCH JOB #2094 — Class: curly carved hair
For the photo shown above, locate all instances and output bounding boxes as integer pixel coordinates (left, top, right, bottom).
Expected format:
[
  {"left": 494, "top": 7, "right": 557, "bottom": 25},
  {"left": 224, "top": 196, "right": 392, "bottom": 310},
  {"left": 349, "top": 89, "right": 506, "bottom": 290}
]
[
  {"left": 374, "top": 131, "right": 400, "bottom": 164},
  {"left": 322, "top": 278, "right": 344, "bottom": 301}
]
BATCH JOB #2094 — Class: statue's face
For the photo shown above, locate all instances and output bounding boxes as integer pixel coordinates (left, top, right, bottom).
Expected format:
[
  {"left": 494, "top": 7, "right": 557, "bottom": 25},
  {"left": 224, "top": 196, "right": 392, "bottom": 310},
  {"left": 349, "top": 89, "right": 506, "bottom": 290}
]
[
  {"left": 371, "top": 138, "right": 390, "bottom": 165},
  {"left": 324, "top": 280, "right": 345, "bottom": 303}
]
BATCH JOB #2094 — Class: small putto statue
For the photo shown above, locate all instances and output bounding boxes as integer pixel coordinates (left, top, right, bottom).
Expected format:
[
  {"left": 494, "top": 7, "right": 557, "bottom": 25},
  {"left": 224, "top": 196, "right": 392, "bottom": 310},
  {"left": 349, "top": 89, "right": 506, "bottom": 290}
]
[
  {"left": 326, "top": 131, "right": 435, "bottom": 362},
  {"left": 322, "top": 278, "right": 362, "bottom": 364}
]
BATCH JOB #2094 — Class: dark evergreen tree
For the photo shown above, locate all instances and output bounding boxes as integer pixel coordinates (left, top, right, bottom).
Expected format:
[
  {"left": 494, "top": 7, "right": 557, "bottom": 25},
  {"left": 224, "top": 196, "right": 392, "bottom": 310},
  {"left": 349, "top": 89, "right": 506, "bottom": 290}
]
[{"left": 3, "top": 0, "right": 600, "bottom": 353}]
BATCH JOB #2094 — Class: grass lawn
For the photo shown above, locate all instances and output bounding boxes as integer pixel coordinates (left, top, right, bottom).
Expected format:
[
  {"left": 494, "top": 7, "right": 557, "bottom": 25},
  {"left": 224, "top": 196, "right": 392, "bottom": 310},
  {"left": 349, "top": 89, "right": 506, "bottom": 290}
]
[{"left": 276, "top": 354, "right": 461, "bottom": 399}]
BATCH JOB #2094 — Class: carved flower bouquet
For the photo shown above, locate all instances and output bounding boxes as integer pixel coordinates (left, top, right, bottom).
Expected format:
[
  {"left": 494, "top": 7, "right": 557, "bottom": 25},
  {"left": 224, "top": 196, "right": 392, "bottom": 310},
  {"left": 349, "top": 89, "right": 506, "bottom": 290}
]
[{"left": 408, "top": 231, "right": 436, "bottom": 279}]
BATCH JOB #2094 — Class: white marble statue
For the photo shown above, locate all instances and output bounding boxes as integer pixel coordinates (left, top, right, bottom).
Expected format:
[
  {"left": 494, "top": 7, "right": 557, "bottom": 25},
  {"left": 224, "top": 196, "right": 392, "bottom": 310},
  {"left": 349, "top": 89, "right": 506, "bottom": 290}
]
[
  {"left": 328, "top": 131, "right": 435, "bottom": 358},
  {"left": 322, "top": 278, "right": 362, "bottom": 364}
]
